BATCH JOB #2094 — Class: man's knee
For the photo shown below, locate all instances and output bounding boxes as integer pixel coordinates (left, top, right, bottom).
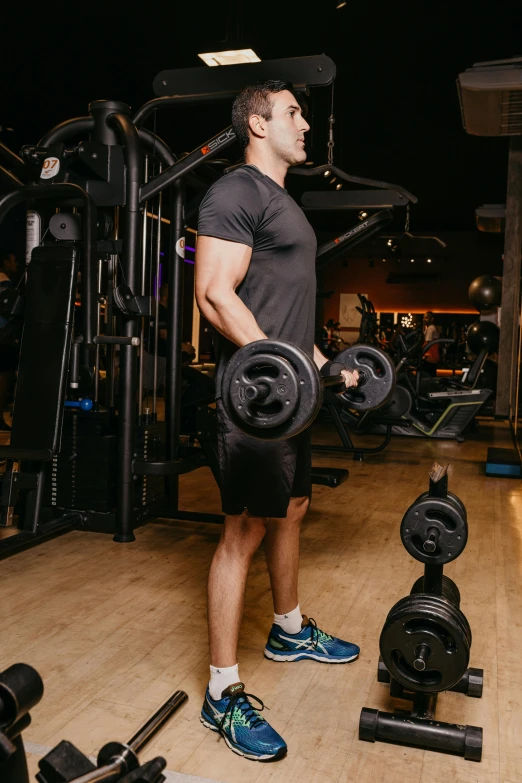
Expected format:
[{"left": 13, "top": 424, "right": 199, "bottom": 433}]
[{"left": 221, "top": 513, "right": 268, "bottom": 556}]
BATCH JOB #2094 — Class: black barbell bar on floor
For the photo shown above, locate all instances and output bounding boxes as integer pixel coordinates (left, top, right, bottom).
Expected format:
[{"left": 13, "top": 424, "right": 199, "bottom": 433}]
[{"left": 59, "top": 691, "right": 188, "bottom": 783}]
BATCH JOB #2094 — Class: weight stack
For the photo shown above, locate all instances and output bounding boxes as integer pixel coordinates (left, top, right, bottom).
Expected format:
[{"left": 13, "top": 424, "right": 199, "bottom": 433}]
[
  {"left": 43, "top": 411, "right": 166, "bottom": 513},
  {"left": 44, "top": 410, "right": 116, "bottom": 512},
  {"left": 135, "top": 421, "right": 165, "bottom": 509},
  {"left": 359, "top": 462, "right": 484, "bottom": 761}
]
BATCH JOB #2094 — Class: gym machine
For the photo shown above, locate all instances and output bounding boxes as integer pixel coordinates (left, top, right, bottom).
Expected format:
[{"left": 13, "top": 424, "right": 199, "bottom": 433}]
[
  {"left": 320, "top": 288, "right": 496, "bottom": 442},
  {"left": 0, "top": 662, "right": 187, "bottom": 783},
  {"left": 367, "top": 322, "right": 497, "bottom": 441},
  {"left": 0, "top": 55, "right": 348, "bottom": 557},
  {"left": 360, "top": 463, "right": 483, "bottom": 761}
]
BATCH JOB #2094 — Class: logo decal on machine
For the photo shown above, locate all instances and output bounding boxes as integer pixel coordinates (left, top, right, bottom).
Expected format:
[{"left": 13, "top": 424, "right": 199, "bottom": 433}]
[
  {"left": 200, "top": 128, "right": 236, "bottom": 156},
  {"left": 334, "top": 221, "right": 369, "bottom": 245},
  {"left": 175, "top": 237, "right": 185, "bottom": 258},
  {"left": 40, "top": 157, "right": 60, "bottom": 179}
]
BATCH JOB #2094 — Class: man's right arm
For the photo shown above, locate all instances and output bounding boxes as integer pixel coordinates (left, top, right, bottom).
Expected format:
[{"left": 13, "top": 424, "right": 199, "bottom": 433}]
[{"left": 195, "top": 235, "right": 267, "bottom": 348}]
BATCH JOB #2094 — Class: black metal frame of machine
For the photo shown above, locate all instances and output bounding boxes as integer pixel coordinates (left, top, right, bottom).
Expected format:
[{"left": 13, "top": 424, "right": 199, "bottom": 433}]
[
  {"left": 0, "top": 54, "right": 416, "bottom": 557},
  {"left": 0, "top": 56, "right": 338, "bottom": 556}
]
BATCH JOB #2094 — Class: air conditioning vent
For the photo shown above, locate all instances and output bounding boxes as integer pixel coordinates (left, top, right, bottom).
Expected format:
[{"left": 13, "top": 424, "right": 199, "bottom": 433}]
[
  {"left": 457, "top": 57, "right": 522, "bottom": 136},
  {"left": 475, "top": 204, "right": 506, "bottom": 233}
]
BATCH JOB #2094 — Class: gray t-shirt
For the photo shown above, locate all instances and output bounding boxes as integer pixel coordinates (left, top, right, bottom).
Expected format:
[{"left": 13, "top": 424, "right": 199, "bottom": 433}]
[{"left": 197, "top": 165, "right": 317, "bottom": 396}]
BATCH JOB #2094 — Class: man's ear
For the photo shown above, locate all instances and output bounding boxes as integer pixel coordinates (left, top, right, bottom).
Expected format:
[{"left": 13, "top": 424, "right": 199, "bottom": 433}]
[{"left": 248, "top": 113, "right": 267, "bottom": 140}]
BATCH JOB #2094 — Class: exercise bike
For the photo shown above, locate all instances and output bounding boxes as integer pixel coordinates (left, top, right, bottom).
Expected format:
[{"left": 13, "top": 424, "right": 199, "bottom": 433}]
[{"left": 364, "top": 332, "right": 495, "bottom": 441}]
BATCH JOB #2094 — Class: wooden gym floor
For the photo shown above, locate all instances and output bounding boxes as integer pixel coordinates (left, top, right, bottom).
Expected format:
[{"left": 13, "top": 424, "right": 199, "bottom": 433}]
[{"left": 1, "top": 419, "right": 521, "bottom": 783}]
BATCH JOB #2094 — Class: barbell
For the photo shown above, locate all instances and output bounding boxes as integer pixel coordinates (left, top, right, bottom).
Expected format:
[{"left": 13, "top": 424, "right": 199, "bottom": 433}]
[{"left": 221, "top": 339, "right": 396, "bottom": 441}]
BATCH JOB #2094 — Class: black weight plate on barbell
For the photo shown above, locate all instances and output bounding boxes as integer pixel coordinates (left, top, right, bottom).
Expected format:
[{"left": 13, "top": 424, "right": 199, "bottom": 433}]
[
  {"left": 221, "top": 340, "right": 321, "bottom": 441},
  {"left": 400, "top": 496, "right": 468, "bottom": 565},
  {"left": 336, "top": 344, "right": 396, "bottom": 412},
  {"left": 410, "top": 574, "right": 461, "bottom": 608},
  {"left": 228, "top": 353, "right": 301, "bottom": 429},
  {"left": 380, "top": 593, "right": 470, "bottom": 692},
  {"left": 416, "top": 490, "right": 467, "bottom": 522}
]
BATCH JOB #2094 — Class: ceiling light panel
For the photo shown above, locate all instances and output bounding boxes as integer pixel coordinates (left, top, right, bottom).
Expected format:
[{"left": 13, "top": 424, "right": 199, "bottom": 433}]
[{"left": 198, "top": 49, "right": 261, "bottom": 67}]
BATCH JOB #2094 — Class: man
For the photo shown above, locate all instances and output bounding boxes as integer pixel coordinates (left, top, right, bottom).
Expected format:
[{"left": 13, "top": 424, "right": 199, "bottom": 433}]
[
  {"left": 422, "top": 310, "right": 440, "bottom": 377},
  {"left": 0, "top": 252, "right": 19, "bottom": 431},
  {"left": 195, "top": 81, "right": 360, "bottom": 762}
]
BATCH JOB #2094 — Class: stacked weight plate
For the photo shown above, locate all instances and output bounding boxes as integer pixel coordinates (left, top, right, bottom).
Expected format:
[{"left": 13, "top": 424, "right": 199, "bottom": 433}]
[
  {"left": 360, "top": 471, "right": 484, "bottom": 761},
  {"left": 379, "top": 592, "right": 472, "bottom": 693}
]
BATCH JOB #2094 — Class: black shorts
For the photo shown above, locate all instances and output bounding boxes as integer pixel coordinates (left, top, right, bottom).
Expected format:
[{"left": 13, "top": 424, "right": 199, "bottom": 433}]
[{"left": 216, "top": 399, "right": 312, "bottom": 518}]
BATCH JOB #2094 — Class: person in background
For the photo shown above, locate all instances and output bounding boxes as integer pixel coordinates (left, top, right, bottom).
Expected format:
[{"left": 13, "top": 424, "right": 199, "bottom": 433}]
[
  {"left": 319, "top": 322, "right": 330, "bottom": 355},
  {"left": 422, "top": 310, "right": 440, "bottom": 377},
  {"left": 448, "top": 320, "right": 458, "bottom": 341},
  {"left": 457, "top": 325, "right": 469, "bottom": 365},
  {"left": 324, "top": 318, "right": 340, "bottom": 358},
  {"left": 329, "top": 320, "right": 345, "bottom": 357},
  {"left": 445, "top": 320, "right": 459, "bottom": 371},
  {"left": 388, "top": 322, "right": 404, "bottom": 354},
  {"left": 0, "top": 252, "right": 19, "bottom": 430}
]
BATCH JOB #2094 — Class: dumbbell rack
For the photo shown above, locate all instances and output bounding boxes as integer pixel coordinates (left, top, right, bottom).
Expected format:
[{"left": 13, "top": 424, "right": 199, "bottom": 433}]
[{"left": 360, "top": 464, "right": 484, "bottom": 761}]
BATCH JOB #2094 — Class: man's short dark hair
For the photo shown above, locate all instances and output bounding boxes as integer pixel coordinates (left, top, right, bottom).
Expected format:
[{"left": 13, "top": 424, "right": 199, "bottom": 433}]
[{"left": 232, "top": 80, "right": 297, "bottom": 152}]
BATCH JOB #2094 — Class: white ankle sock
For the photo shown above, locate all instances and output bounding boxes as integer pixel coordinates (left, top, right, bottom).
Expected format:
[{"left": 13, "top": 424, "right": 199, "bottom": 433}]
[
  {"left": 274, "top": 604, "right": 303, "bottom": 635},
  {"left": 209, "top": 664, "right": 240, "bottom": 701}
]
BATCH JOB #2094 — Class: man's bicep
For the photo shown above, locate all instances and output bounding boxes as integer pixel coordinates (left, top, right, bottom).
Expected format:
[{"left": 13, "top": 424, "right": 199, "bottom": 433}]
[{"left": 195, "top": 236, "right": 252, "bottom": 299}]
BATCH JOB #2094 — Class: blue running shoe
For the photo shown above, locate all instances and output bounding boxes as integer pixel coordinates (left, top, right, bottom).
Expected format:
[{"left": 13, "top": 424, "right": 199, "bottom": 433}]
[
  {"left": 264, "top": 615, "right": 360, "bottom": 663},
  {"left": 200, "top": 682, "right": 287, "bottom": 761}
]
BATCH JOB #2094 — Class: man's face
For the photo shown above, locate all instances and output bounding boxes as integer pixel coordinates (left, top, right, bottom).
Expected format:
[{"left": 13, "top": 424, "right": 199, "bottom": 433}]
[
  {"left": 424, "top": 312, "right": 433, "bottom": 325},
  {"left": 262, "top": 90, "right": 310, "bottom": 166}
]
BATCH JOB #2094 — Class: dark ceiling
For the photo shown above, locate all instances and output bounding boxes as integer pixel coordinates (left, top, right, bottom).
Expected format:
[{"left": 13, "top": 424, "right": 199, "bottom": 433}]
[{"left": 1, "top": 0, "right": 521, "bottom": 236}]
